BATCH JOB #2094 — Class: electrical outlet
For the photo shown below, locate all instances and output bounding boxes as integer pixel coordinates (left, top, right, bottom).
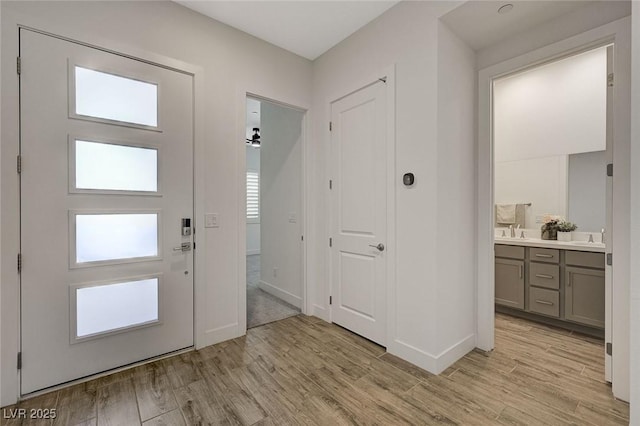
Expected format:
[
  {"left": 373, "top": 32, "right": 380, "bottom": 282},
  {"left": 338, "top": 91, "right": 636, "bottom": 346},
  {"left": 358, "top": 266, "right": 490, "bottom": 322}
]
[
  {"left": 273, "top": 267, "right": 278, "bottom": 278},
  {"left": 289, "top": 212, "right": 297, "bottom": 223},
  {"left": 535, "top": 215, "right": 544, "bottom": 223}
]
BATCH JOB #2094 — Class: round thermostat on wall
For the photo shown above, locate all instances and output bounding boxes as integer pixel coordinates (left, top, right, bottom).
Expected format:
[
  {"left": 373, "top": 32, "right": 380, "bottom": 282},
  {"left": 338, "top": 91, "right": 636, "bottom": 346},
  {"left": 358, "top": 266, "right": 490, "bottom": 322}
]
[{"left": 403, "top": 173, "right": 415, "bottom": 186}]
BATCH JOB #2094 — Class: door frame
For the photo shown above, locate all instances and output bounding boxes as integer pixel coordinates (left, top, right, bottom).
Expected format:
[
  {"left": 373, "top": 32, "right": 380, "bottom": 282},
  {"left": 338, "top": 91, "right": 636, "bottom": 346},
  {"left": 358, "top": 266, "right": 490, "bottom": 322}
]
[
  {"left": 326, "top": 65, "right": 396, "bottom": 346},
  {"left": 1, "top": 18, "right": 205, "bottom": 405},
  {"left": 477, "top": 18, "right": 631, "bottom": 401},
  {"left": 236, "top": 91, "right": 310, "bottom": 335}
]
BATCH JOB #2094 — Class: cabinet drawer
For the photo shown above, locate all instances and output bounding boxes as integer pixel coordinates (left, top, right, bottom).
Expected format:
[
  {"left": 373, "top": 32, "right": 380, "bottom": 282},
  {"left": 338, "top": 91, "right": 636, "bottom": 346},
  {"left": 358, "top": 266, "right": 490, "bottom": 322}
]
[
  {"left": 529, "top": 263, "right": 560, "bottom": 290},
  {"left": 529, "top": 287, "right": 560, "bottom": 317},
  {"left": 566, "top": 251, "right": 605, "bottom": 269},
  {"left": 495, "top": 244, "right": 525, "bottom": 260},
  {"left": 529, "top": 247, "right": 559, "bottom": 264}
]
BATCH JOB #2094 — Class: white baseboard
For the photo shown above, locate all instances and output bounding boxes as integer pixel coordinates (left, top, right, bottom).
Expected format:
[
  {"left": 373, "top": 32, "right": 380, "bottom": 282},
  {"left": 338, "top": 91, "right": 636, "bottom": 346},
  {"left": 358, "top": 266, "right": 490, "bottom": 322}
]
[
  {"left": 312, "top": 304, "right": 330, "bottom": 322},
  {"left": 387, "top": 333, "right": 475, "bottom": 375},
  {"left": 246, "top": 249, "right": 260, "bottom": 256},
  {"left": 258, "top": 280, "right": 302, "bottom": 308},
  {"left": 197, "top": 323, "right": 239, "bottom": 349}
]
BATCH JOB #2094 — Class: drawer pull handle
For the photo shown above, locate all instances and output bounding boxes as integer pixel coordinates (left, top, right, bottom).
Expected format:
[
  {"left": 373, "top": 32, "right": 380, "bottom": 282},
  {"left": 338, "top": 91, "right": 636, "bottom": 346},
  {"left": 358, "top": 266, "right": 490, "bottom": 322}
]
[
  {"left": 535, "top": 299, "right": 554, "bottom": 306},
  {"left": 535, "top": 254, "right": 554, "bottom": 258},
  {"left": 535, "top": 274, "right": 554, "bottom": 279},
  {"left": 519, "top": 265, "right": 523, "bottom": 279}
]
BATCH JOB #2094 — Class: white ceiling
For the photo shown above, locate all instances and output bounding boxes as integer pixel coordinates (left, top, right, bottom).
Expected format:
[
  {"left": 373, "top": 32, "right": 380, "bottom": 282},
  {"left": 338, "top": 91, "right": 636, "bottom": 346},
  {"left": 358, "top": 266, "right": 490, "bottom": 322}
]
[
  {"left": 175, "top": 1, "right": 399, "bottom": 60},
  {"left": 440, "top": 1, "right": 596, "bottom": 52}
]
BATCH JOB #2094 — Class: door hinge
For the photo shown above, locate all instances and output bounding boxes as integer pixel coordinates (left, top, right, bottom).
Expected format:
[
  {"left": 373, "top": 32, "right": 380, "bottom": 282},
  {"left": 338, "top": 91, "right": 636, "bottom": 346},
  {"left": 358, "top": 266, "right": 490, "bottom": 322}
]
[
  {"left": 17, "top": 57, "right": 21, "bottom": 75},
  {"left": 329, "top": 237, "right": 332, "bottom": 247},
  {"left": 17, "top": 155, "right": 22, "bottom": 174},
  {"left": 329, "top": 180, "right": 332, "bottom": 190},
  {"left": 17, "top": 352, "right": 22, "bottom": 370},
  {"left": 329, "top": 121, "right": 332, "bottom": 132},
  {"left": 606, "top": 342, "right": 612, "bottom": 356},
  {"left": 606, "top": 253, "right": 612, "bottom": 266},
  {"left": 17, "top": 253, "right": 22, "bottom": 273},
  {"left": 607, "top": 163, "right": 613, "bottom": 177},
  {"left": 329, "top": 296, "right": 332, "bottom": 305},
  {"left": 607, "top": 73, "right": 614, "bottom": 87},
  {"left": 301, "top": 235, "right": 304, "bottom": 241},
  {"left": 193, "top": 242, "right": 196, "bottom": 250}
]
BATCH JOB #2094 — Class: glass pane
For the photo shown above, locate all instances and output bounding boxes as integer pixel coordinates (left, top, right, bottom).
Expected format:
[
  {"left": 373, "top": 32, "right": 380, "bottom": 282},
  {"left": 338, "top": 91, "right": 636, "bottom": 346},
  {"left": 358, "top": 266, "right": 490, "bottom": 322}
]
[
  {"left": 76, "top": 214, "right": 158, "bottom": 263},
  {"left": 75, "top": 140, "right": 158, "bottom": 192},
  {"left": 76, "top": 278, "right": 159, "bottom": 338},
  {"left": 75, "top": 66, "right": 158, "bottom": 127}
]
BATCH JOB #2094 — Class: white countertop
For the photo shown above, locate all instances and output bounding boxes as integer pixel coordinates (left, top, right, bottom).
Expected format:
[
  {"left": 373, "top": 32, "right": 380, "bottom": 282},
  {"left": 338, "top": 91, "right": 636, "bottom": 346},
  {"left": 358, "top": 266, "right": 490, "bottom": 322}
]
[{"left": 495, "top": 237, "right": 605, "bottom": 253}]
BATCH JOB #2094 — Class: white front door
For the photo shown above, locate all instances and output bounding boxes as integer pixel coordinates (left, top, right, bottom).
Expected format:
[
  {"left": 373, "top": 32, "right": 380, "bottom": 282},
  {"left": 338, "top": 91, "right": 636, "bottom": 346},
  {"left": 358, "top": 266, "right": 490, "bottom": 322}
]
[
  {"left": 20, "top": 29, "right": 194, "bottom": 394},
  {"left": 330, "top": 81, "right": 387, "bottom": 346}
]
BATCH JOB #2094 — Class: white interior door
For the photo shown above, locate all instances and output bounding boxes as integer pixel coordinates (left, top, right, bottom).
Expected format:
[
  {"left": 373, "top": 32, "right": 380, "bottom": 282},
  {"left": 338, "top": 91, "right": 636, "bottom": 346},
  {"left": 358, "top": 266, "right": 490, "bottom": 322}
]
[
  {"left": 330, "top": 81, "right": 387, "bottom": 346},
  {"left": 20, "top": 29, "right": 194, "bottom": 394}
]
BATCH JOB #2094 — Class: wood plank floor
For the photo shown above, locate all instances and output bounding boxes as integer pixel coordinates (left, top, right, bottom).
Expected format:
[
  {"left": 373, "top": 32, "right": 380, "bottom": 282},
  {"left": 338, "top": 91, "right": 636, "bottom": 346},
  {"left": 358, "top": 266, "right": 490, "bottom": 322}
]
[{"left": 2, "top": 313, "right": 629, "bottom": 425}]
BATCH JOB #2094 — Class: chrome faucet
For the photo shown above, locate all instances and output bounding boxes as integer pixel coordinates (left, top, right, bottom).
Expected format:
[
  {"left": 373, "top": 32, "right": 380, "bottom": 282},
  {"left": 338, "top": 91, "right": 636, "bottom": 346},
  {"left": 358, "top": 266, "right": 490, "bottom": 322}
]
[
  {"left": 601, "top": 228, "right": 606, "bottom": 244},
  {"left": 510, "top": 225, "right": 515, "bottom": 238},
  {"left": 588, "top": 234, "right": 594, "bottom": 243}
]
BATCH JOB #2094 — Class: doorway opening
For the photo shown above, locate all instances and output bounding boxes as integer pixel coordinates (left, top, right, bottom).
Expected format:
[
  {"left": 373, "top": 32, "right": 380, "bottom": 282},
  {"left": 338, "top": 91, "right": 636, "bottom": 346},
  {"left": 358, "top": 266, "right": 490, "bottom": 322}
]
[
  {"left": 491, "top": 45, "right": 612, "bottom": 382},
  {"left": 245, "top": 97, "right": 304, "bottom": 329}
]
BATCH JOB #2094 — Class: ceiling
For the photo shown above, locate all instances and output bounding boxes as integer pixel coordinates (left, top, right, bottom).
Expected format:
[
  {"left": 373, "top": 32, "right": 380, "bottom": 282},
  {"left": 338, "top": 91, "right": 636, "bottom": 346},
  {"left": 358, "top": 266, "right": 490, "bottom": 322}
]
[
  {"left": 440, "top": 1, "right": 596, "bottom": 52},
  {"left": 175, "top": 1, "right": 399, "bottom": 60}
]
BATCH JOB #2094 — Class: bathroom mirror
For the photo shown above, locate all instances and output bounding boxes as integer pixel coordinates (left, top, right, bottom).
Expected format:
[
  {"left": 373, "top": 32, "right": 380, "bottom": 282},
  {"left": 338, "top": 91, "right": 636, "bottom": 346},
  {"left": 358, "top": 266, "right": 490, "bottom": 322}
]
[{"left": 493, "top": 46, "right": 607, "bottom": 233}]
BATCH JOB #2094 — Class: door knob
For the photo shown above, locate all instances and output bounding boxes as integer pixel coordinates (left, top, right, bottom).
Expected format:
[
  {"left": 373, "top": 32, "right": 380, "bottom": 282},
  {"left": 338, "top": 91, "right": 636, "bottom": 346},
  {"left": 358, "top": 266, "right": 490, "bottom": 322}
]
[
  {"left": 369, "top": 243, "right": 385, "bottom": 252},
  {"left": 173, "top": 242, "right": 192, "bottom": 252}
]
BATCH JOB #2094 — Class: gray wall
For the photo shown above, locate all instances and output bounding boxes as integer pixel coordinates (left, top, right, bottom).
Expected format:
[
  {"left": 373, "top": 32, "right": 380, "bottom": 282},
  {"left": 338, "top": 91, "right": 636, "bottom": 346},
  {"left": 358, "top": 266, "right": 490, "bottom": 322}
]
[
  {"left": 568, "top": 151, "right": 606, "bottom": 232},
  {"left": 259, "top": 101, "right": 303, "bottom": 307}
]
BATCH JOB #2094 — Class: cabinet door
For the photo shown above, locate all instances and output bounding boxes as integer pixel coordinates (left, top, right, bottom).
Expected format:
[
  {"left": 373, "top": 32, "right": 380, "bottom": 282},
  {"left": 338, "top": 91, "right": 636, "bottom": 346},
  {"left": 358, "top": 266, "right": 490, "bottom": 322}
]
[
  {"left": 495, "top": 258, "right": 525, "bottom": 309},
  {"left": 565, "top": 267, "right": 605, "bottom": 328}
]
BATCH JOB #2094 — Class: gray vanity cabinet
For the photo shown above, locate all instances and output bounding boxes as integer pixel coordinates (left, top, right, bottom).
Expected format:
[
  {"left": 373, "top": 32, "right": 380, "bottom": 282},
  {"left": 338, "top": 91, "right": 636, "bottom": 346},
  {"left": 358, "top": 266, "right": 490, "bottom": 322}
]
[
  {"left": 495, "top": 246, "right": 525, "bottom": 309},
  {"left": 495, "top": 244, "right": 605, "bottom": 334},
  {"left": 565, "top": 266, "right": 605, "bottom": 328}
]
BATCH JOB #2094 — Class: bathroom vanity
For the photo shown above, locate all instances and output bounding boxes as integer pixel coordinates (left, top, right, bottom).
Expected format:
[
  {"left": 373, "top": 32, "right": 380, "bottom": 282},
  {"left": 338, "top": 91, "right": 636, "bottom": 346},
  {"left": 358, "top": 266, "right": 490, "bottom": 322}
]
[{"left": 494, "top": 238, "right": 605, "bottom": 337}]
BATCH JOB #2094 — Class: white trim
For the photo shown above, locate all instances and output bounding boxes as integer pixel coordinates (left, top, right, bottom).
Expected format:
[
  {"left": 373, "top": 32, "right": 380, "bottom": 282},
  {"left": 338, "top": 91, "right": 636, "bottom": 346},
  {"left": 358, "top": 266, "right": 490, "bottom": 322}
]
[
  {"left": 387, "top": 334, "right": 475, "bottom": 375},
  {"left": 201, "top": 323, "right": 239, "bottom": 348},
  {"left": 477, "top": 18, "right": 630, "bottom": 401},
  {"left": 236, "top": 89, "right": 310, "bottom": 338},
  {"left": 0, "top": 14, "right": 206, "bottom": 406},
  {"left": 258, "top": 280, "right": 302, "bottom": 309},
  {"left": 246, "top": 249, "right": 261, "bottom": 256}
]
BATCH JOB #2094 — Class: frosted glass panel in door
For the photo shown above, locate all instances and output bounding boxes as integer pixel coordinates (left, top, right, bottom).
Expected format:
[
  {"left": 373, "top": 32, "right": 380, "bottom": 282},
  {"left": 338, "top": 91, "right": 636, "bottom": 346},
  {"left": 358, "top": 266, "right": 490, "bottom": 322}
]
[
  {"left": 74, "top": 66, "right": 158, "bottom": 127},
  {"left": 75, "top": 278, "right": 159, "bottom": 339},
  {"left": 75, "top": 140, "right": 158, "bottom": 192},
  {"left": 75, "top": 213, "right": 158, "bottom": 264}
]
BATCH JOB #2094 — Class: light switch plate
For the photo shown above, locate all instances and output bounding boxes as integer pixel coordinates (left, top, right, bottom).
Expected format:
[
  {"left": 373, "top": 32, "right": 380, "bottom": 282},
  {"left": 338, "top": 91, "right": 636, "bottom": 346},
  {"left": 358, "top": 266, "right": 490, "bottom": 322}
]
[
  {"left": 205, "top": 213, "right": 219, "bottom": 228},
  {"left": 288, "top": 212, "right": 297, "bottom": 223}
]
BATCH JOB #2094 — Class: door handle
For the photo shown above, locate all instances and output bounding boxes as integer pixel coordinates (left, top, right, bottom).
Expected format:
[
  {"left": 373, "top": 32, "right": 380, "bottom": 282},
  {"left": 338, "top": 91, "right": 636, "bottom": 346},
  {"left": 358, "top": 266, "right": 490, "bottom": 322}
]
[
  {"left": 369, "top": 243, "right": 385, "bottom": 252},
  {"left": 535, "top": 274, "right": 554, "bottom": 279},
  {"left": 173, "top": 242, "right": 192, "bottom": 252}
]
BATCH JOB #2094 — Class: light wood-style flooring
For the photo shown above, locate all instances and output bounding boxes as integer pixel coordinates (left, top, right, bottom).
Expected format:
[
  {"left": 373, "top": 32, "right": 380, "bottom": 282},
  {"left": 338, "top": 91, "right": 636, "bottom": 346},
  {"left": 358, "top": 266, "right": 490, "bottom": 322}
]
[{"left": 2, "top": 313, "right": 629, "bottom": 425}]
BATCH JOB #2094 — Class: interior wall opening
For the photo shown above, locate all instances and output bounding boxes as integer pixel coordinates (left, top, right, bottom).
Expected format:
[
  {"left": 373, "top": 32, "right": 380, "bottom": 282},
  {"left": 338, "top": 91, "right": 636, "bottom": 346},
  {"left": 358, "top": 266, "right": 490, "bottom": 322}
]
[
  {"left": 491, "top": 44, "right": 612, "bottom": 382},
  {"left": 245, "top": 96, "right": 304, "bottom": 329}
]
